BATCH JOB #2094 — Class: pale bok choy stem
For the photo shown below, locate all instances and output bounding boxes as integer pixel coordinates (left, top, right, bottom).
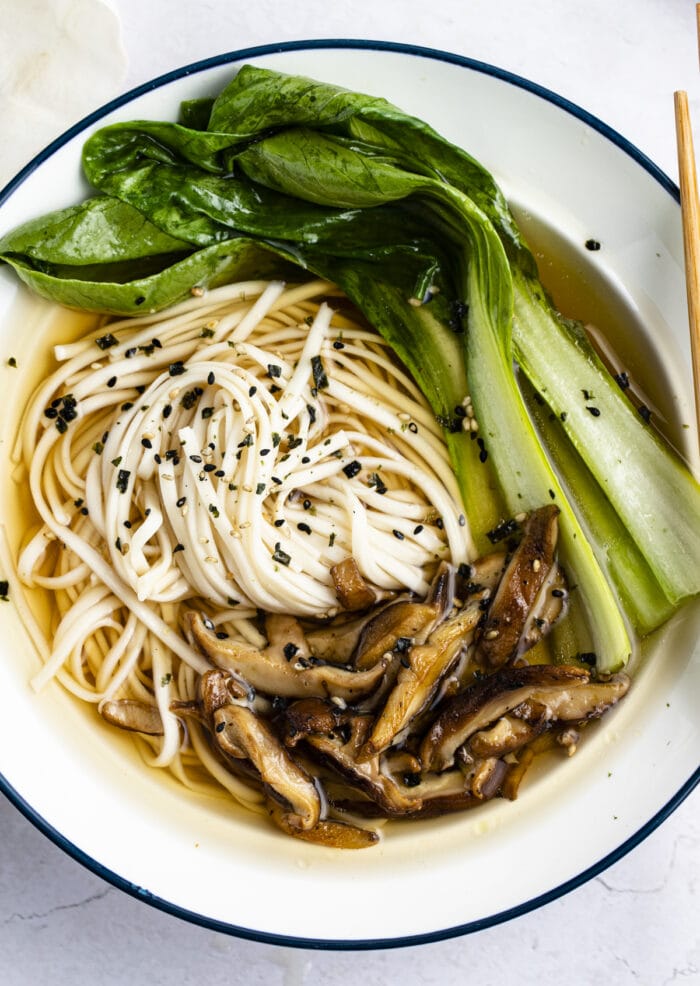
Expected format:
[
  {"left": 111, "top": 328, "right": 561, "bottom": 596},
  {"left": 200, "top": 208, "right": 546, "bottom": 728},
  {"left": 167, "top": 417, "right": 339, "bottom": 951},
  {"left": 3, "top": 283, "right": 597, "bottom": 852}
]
[{"left": 512, "top": 269, "right": 700, "bottom": 609}]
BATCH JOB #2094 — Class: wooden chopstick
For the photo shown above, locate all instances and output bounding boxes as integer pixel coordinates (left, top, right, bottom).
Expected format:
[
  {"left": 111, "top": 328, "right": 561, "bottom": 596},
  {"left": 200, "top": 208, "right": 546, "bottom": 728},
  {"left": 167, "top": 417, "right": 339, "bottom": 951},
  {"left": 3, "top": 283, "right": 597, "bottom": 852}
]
[{"left": 674, "top": 89, "right": 700, "bottom": 448}]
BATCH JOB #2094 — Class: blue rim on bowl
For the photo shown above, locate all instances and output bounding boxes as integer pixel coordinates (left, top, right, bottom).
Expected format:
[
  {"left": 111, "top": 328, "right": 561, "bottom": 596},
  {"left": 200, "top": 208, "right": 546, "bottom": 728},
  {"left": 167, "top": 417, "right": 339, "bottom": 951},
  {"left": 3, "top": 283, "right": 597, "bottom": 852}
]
[{"left": 0, "top": 38, "right": 696, "bottom": 950}]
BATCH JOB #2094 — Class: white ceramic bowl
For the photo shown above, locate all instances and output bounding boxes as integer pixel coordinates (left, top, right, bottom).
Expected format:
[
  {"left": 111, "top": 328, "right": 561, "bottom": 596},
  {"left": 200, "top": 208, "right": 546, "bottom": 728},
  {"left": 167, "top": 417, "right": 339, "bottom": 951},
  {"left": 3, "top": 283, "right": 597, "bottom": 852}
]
[{"left": 0, "top": 41, "right": 698, "bottom": 948}]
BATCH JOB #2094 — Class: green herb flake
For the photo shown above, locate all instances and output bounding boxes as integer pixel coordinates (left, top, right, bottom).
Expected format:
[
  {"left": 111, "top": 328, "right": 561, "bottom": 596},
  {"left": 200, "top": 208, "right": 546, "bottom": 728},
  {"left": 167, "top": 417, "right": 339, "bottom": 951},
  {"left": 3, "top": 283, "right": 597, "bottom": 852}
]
[
  {"left": 311, "top": 355, "right": 329, "bottom": 390},
  {"left": 272, "top": 543, "right": 291, "bottom": 566},
  {"left": 95, "top": 333, "right": 119, "bottom": 351}
]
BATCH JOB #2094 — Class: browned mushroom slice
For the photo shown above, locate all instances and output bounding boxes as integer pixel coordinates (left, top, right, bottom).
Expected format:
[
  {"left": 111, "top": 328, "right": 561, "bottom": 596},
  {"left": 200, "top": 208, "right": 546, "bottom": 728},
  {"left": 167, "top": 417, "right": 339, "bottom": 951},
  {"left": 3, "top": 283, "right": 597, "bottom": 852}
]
[
  {"left": 212, "top": 704, "right": 321, "bottom": 831},
  {"left": 518, "top": 565, "right": 568, "bottom": 653},
  {"left": 266, "top": 798, "right": 379, "bottom": 849},
  {"left": 501, "top": 732, "right": 557, "bottom": 800},
  {"left": 421, "top": 664, "right": 590, "bottom": 772},
  {"left": 358, "top": 593, "right": 486, "bottom": 760},
  {"left": 199, "top": 667, "right": 250, "bottom": 714},
  {"left": 305, "top": 609, "right": 382, "bottom": 664},
  {"left": 527, "top": 672, "right": 630, "bottom": 721},
  {"left": 466, "top": 710, "right": 549, "bottom": 759},
  {"left": 331, "top": 760, "right": 507, "bottom": 819},
  {"left": 354, "top": 563, "right": 454, "bottom": 670},
  {"left": 331, "top": 557, "right": 377, "bottom": 611},
  {"left": 282, "top": 697, "right": 350, "bottom": 746},
  {"left": 100, "top": 699, "right": 164, "bottom": 735},
  {"left": 456, "top": 551, "right": 507, "bottom": 600},
  {"left": 298, "top": 714, "right": 419, "bottom": 816},
  {"left": 423, "top": 665, "right": 631, "bottom": 772},
  {"left": 187, "top": 611, "right": 388, "bottom": 701},
  {"left": 475, "top": 505, "right": 561, "bottom": 669}
]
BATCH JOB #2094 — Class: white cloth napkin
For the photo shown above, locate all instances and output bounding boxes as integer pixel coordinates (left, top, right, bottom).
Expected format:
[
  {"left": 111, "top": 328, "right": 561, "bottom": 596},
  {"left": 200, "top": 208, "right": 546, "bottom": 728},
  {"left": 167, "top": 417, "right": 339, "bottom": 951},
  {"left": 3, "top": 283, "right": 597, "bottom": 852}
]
[{"left": 0, "top": 0, "right": 127, "bottom": 186}]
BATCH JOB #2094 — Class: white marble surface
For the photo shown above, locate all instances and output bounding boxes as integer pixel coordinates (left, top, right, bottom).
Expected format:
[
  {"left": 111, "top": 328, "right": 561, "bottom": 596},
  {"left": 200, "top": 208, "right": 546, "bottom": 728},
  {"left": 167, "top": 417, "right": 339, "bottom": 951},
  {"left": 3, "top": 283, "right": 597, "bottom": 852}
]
[{"left": 1, "top": 0, "right": 698, "bottom": 982}]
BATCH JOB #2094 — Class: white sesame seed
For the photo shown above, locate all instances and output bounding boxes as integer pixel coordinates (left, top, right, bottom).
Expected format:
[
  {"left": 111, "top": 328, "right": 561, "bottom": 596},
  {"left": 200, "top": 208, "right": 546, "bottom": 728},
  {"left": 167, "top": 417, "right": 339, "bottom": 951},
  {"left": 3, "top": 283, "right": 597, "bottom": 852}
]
[{"left": 484, "top": 629, "right": 499, "bottom": 640}]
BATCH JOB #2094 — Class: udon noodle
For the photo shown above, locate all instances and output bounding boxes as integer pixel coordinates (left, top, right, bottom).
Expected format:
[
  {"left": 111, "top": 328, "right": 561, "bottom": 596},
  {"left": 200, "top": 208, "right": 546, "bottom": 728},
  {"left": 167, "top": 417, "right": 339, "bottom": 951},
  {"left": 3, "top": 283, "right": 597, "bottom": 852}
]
[{"left": 15, "top": 278, "right": 470, "bottom": 822}]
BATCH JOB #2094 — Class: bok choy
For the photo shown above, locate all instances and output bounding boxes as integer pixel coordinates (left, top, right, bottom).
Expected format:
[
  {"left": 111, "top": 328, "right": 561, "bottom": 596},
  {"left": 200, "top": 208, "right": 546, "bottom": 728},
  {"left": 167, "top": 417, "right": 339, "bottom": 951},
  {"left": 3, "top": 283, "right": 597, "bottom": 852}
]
[{"left": 2, "top": 64, "right": 699, "bottom": 671}]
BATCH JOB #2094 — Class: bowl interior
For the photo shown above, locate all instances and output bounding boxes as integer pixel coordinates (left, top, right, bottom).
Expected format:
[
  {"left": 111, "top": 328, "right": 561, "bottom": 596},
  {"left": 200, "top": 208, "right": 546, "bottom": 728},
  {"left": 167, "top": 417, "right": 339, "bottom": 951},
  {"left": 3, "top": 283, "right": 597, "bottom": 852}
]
[{"left": 0, "top": 44, "right": 697, "bottom": 946}]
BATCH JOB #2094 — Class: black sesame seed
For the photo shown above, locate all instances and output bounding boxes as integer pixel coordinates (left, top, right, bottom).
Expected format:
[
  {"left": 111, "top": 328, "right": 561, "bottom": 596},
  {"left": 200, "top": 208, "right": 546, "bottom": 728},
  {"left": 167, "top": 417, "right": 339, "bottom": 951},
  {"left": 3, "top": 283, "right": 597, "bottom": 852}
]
[
  {"left": 107, "top": 376, "right": 117, "bottom": 388},
  {"left": 393, "top": 529, "right": 405, "bottom": 540},
  {"left": 169, "top": 362, "right": 186, "bottom": 377},
  {"left": 173, "top": 543, "right": 185, "bottom": 553},
  {"left": 203, "top": 463, "right": 216, "bottom": 473},
  {"left": 207, "top": 371, "right": 215, "bottom": 385},
  {"left": 413, "top": 524, "right": 424, "bottom": 535},
  {"left": 333, "top": 340, "right": 345, "bottom": 350},
  {"left": 638, "top": 404, "right": 652, "bottom": 423},
  {"left": 44, "top": 407, "right": 58, "bottom": 419},
  {"left": 586, "top": 405, "right": 601, "bottom": 417},
  {"left": 283, "top": 643, "right": 298, "bottom": 661},
  {"left": 342, "top": 460, "right": 362, "bottom": 479},
  {"left": 297, "top": 522, "right": 312, "bottom": 535},
  {"left": 141, "top": 438, "right": 152, "bottom": 449},
  {"left": 585, "top": 239, "right": 601, "bottom": 251}
]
